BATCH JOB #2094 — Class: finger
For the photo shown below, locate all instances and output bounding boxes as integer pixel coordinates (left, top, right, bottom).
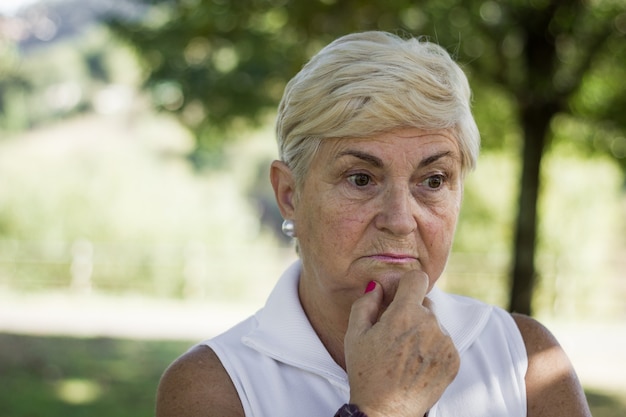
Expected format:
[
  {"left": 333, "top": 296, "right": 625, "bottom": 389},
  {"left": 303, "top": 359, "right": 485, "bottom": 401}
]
[
  {"left": 423, "top": 297, "right": 449, "bottom": 336},
  {"left": 385, "top": 270, "right": 429, "bottom": 312},
  {"left": 346, "top": 281, "right": 383, "bottom": 338}
]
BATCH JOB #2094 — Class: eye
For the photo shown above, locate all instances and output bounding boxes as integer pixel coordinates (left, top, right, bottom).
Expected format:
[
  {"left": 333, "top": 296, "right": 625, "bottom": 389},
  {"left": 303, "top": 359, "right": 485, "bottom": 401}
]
[
  {"left": 348, "top": 173, "right": 372, "bottom": 187},
  {"left": 423, "top": 174, "right": 445, "bottom": 189}
]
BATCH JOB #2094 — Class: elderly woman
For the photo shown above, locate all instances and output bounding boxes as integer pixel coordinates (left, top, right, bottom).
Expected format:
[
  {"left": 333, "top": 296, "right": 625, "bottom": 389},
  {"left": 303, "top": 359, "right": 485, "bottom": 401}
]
[{"left": 156, "top": 31, "right": 590, "bottom": 417}]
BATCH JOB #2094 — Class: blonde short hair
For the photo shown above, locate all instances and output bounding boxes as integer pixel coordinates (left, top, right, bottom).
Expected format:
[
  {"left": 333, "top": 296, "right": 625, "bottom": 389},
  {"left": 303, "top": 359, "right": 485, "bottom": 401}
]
[{"left": 275, "top": 31, "right": 480, "bottom": 186}]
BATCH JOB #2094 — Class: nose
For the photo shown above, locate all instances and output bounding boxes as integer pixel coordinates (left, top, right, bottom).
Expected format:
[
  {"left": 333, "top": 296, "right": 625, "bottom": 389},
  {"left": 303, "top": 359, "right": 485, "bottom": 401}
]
[{"left": 374, "top": 184, "right": 418, "bottom": 236}]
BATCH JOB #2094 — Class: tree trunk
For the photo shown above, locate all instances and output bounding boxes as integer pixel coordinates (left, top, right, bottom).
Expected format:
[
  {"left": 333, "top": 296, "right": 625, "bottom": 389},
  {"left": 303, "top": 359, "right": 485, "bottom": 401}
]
[{"left": 508, "top": 104, "right": 555, "bottom": 315}]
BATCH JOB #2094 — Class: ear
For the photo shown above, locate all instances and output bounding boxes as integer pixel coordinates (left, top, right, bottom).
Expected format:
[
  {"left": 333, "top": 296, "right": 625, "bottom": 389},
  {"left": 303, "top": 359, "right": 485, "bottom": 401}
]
[{"left": 270, "top": 160, "right": 297, "bottom": 219}]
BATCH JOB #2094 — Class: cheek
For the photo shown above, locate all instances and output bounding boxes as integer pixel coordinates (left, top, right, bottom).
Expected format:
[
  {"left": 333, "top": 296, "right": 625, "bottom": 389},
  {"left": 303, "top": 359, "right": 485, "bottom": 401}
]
[
  {"left": 423, "top": 198, "right": 461, "bottom": 259},
  {"left": 300, "top": 199, "right": 368, "bottom": 254},
  {"left": 327, "top": 208, "right": 365, "bottom": 239},
  {"left": 422, "top": 221, "right": 452, "bottom": 254}
]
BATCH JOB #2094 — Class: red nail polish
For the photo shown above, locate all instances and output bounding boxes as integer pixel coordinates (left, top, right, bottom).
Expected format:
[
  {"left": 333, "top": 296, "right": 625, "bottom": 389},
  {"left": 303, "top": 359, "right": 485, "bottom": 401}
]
[{"left": 364, "top": 281, "right": 376, "bottom": 294}]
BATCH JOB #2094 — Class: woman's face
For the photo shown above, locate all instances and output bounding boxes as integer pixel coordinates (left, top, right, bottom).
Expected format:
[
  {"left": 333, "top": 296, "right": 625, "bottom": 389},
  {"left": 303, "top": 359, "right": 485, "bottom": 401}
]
[{"left": 274, "top": 127, "right": 464, "bottom": 312}]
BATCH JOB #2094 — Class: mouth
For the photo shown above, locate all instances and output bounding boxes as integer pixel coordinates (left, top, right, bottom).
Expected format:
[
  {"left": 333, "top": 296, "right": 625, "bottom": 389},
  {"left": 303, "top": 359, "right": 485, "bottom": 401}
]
[{"left": 367, "top": 253, "right": 418, "bottom": 264}]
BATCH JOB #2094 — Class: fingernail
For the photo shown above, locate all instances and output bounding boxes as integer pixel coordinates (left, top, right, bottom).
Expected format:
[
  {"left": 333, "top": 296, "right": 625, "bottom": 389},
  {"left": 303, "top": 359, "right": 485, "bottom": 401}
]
[{"left": 364, "top": 281, "right": 376, "bottom": 294}]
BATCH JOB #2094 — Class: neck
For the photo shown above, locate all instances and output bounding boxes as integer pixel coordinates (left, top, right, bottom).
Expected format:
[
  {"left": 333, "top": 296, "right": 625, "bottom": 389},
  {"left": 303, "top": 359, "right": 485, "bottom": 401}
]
[{"left": 298, "top": 274, "right": 350, "bottom": 370}]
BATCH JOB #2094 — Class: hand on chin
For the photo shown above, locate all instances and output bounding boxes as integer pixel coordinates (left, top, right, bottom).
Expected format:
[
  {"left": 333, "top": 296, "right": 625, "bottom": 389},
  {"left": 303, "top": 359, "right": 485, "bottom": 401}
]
[{"left": 358, "top": 264, "right": 428, "bottom": 312}]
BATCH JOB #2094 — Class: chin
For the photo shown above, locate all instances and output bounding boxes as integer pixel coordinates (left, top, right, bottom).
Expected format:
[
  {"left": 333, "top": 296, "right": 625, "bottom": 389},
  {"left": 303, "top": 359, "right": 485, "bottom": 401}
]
[
  {"left": 370, "top": 263, "right": 416, "bottom": 282},
  {"left": 375, "top": 271, "right": 405, "bottom": 305},
  {"left": 372, "top": 267, "right": 438, "bottom": 307}
]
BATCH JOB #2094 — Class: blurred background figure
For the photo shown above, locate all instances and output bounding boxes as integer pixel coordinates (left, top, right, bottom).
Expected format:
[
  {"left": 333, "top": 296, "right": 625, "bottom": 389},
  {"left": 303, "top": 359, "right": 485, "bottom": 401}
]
[{"left": 0, "top": 1, "right": 624, "bottom": 416}]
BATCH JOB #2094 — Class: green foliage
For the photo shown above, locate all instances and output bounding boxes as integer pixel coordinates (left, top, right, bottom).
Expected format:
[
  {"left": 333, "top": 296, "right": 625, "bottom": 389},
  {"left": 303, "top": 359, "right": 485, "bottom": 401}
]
[
  {"left": 0, "top": 38, "right": 32, "bottom": 131},
  {"left": 1, "top": 0, "right": 624, "bottom": 313},
  {"left": 106, "top": 0, "right": 626, "bottom": 169},
  {"left": 0, "top": 107, "right": 620, "bottom": 315},
  {"left": 107, "top": 0, "right": 306, "bottom": 161},
  {"left": 567, "top": 33, "right": 626, "bottom": 170},
  {"left": 447, "top": 148, "right": 625, "bottom": 317},
  {"left": 0, "top": 26, "right": 140, "bottom": 134},
  {"left": 0, "top": 112, "right": 289, "bottom": 299}
]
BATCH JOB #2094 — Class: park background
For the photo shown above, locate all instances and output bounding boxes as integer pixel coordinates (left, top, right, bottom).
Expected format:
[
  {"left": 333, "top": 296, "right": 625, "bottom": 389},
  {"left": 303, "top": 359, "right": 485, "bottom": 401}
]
[{"left": 0, "top": 0, "right": 625, "bottom": 416}]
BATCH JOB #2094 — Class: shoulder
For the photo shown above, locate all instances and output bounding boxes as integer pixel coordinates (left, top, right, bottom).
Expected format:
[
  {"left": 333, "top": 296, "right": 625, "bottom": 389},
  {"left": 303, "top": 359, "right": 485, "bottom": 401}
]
[
  {"left": 512, "top": 314, "right": 591, "bottom": 417},
  {"left": 512, "top": 313, "right": 559, "bottom": 353},
  {"left": 156, "top": 344, "right": 244, "bottom": 417}
]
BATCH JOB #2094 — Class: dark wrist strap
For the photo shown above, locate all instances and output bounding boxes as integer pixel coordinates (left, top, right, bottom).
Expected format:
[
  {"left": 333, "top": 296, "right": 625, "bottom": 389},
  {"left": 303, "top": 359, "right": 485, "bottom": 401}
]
[
  {"left": 334, "top": 403, "right": 368, "bottom": 417},
  {"left": 335, "top": 403, "right": 430, "bottom": 417}
]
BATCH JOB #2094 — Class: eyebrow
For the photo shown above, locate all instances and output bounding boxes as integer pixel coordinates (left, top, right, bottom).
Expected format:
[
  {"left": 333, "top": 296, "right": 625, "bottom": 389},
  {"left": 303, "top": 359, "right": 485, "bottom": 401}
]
[
  {"left": 419, "top": 151, "right": 454, "bottom": 168},
  {"left": 336, "top": 150, "right": 383, "bottom": 167},
  {"left": 336, "top": 149, "right": 454, "bottom": 168}
]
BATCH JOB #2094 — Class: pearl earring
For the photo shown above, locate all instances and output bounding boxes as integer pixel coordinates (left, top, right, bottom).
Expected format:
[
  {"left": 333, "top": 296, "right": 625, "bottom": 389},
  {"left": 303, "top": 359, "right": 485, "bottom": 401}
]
[{"left": 281, "top": 219, "right": 295, "bottom": 238}]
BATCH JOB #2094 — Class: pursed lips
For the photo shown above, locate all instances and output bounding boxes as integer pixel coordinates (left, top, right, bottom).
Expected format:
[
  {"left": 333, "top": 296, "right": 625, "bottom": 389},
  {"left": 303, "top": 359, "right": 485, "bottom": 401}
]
[{"left": 367, "top": 253, "right": 418, "bottom": 264}]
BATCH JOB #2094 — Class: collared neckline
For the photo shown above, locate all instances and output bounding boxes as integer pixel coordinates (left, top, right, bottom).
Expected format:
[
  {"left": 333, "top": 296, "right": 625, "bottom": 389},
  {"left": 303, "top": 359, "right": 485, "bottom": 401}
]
[{"left": 242, "top": 260, "right": 493, "bottom": 388}]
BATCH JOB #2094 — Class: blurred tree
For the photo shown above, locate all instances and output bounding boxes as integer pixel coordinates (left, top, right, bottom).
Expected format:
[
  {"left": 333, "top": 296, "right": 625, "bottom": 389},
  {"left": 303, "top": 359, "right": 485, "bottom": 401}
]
[
  {"left": 0, "top": 36, "right": 32, "bottom": 132},
  {"left": 0, "top": 0, "right": 143, "bottom": 133},
  {"left": 107, "top": 0, "right": 626, "bottom": 315}
]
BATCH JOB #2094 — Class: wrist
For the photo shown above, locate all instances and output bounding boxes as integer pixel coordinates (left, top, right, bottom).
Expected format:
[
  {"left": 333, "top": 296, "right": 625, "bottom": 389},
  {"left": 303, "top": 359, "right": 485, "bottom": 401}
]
[
  {"left": 334, "top": 403, "right": 368, "bottom": 417},
  {"left": 336, "top": 402, "right": 430, "bottom": 417}
]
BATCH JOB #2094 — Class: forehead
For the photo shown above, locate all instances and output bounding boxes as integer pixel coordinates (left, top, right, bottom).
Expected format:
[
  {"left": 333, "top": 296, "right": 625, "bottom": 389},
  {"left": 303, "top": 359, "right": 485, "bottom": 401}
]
[{"left": 314, "top": 128, "right": 461, "bottom": 166}]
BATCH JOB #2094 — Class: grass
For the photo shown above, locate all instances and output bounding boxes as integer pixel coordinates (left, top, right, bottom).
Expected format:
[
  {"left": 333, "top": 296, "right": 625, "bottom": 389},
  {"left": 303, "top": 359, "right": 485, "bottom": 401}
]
[
  {"left": 1, "top": 333, "right": 624, "bottom": 416},
  {"left": 0, "top": 333, "right": 192, "bottom": 417}
]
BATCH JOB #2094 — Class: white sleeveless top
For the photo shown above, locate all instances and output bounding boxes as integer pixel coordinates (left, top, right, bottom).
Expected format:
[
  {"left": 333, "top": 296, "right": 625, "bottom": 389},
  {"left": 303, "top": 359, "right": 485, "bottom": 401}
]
[{"left": 203, "top": 261, "right": 528, "bottom": 417}]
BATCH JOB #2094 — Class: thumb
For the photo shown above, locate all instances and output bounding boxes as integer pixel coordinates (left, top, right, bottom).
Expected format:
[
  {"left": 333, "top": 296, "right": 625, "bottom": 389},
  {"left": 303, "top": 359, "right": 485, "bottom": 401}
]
[
  {"left": 346, "top": 281, "right": 383, "bottom": 340},
  {"left": 384, "top": 270, "right": 429, "bottom": 312}
]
